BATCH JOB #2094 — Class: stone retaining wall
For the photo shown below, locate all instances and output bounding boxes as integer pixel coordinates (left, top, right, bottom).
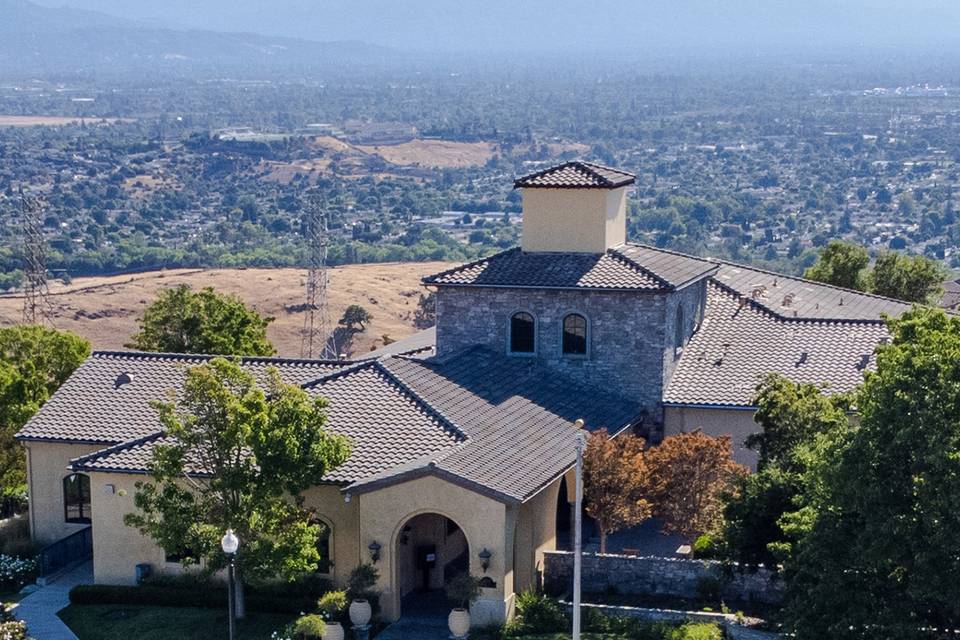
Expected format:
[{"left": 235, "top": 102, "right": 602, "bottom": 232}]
[{"left": 543, "top": 551, "right": 783, "bottom": 605}]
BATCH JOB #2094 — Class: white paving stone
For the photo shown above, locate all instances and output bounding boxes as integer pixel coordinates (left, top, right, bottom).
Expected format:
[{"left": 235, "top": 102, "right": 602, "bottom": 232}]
[{"left": 13, "top": 562, "right": 92, "bottom": 640}]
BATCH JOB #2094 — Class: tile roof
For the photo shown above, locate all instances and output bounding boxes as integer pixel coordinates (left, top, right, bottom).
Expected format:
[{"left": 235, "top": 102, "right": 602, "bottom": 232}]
[
  {"left": 61, "top": 346, "right": 642, "bottom": 504},
  {"left": 712, "top": 262, "right": 911, "bottom": 322},
  {"left": 663, "top": 283, "right": 891, "bottom": 407},
  {"left": 423, "top": 244, "right": 716, "bottom": 291},
  {"left": 364, "top": 327, "right": 436, "bottom": 359},
  {"left": 514, "top": 161, "right": 636, "bottom": 189},
  {"left": 15, "top": 351, "right": 344, "bottom": 444}
]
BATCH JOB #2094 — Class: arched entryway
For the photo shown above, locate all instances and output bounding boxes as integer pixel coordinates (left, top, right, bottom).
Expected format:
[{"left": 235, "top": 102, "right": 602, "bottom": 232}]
[{"left": 394, "top": 512, "right": 470, "bottom": 618}]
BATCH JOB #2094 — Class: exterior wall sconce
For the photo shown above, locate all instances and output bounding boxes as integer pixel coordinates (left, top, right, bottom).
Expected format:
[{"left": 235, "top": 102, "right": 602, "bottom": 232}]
[
  {"left": 368, "top": 541, "right": 381, "bottom": 563},
  {"left": 478, "top": 548, "right": 492, "bottom": 573}
]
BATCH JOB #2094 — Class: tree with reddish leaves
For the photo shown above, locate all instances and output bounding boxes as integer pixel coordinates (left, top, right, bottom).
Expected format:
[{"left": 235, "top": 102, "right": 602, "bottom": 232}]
[
  {"left": 647, "top": 430, "right": 748, "bottom": 540},
  {"left": 582, "top": 429, "right": 652, "bottom": 553}
]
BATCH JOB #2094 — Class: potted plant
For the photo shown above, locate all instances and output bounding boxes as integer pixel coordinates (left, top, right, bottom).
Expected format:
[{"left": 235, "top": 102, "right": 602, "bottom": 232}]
[
  {"left": 317, "top": 590, "right": 348, "bottom": 640},
  {"left": 292, "top": 614, "right": 326, "bottom": 640},
  {"left": 444, "top": 573, "right": 481, "bottom": 639},
  {"left": 347, "top": 564, "right": 379, "bottom": 627}
]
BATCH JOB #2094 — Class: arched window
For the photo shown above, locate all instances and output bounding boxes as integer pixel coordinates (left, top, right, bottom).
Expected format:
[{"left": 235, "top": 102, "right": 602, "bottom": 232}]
[
  {"left": 674, "top": 306, "right": 685, "bottom": 354},
  {"left": 313, "top": 518, "right": 332, "bottom": 574},
  {"left": 510, "top": 312, "right": 536, "bottom": 353},
  {"left": 63, "top": 473, "right": 91, "bottom": 524},
  {"left": 562, "top": 314, "right": 588, "bottom": 355}
]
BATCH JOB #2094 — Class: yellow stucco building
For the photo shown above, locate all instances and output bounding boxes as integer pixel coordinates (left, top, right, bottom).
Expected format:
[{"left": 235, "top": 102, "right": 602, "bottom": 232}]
[{"left": 17, "top": 161, "right": 907, "bottom": 624}]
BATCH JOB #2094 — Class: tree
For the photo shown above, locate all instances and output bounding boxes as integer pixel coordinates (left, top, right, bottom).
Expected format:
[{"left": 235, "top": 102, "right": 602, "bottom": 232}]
[
  {"left": 127, "top": 285, "right": 274, "bottom": 356},
  {"left": 868, "top": 250, "right": 946, "bottom": 303},
  {"left": 413, "top": 292, "right": 436, "bottom": 329},
  {"left": 0, "top": 326, "right": 89, "bottom": 514},
  {"left": 338, "top": 304, "right": 372, "bottom": 332},
  {"left": 803, "top": 240, "right": 869, "bottom": 291},
  {"left": 124, "top": 358, "right": 350, "bottom": 615},
  {"left": 786, "top": 309, "right": 960, "bottom": 639},
  {"left": 582, "top": 430, "right": 653, "bottom": 553},
  {"left": 646, "top": 431, "right": 747, "bottom": 540}
]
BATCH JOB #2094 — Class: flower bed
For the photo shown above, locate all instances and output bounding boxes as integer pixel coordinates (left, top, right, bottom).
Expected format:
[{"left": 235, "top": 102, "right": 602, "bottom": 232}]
[{"left": 0, "top": 555, "right": 37, "bottom": 593}]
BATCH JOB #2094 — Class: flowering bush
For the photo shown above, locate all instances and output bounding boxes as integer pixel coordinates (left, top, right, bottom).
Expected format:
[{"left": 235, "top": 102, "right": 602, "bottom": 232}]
[
  {"left": 0, "top": 555, "right": 37, "bottom": 592},
  {"left": 0, "top": 619, "right": 29, "bottom": 640}
]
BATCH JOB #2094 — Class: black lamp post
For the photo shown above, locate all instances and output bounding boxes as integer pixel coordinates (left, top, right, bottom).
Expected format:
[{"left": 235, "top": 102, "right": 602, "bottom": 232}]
[{"left": 221, "top": 529, "right": 240, "bottom": 640}]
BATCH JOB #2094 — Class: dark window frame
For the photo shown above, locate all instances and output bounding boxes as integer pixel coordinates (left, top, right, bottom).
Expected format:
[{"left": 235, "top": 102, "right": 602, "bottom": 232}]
[
  {"left": 312, "top": 517, "right": 333, "bottom": 575},
  {"left": 509, "top": 311, "right": 536, "bottom": 355},
  {"left": 561, "top": 313, "right": 588, "bottom": 356},
  {"left": 63, "top": 473, "right": 91, "bottom": 524}
]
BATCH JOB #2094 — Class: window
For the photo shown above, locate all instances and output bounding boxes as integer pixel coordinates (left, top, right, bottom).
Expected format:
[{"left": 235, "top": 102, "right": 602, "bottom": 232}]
[
  {"left": 510, "top": 312, "right": 535, "bottom": 353},
  {"left": 63, "top": 473, "right": 91, "bottom": 524},
  {"left": 314, "top": 519, "right": 332, "bottom": 574},
  {"left": 674, "top": 306, "right": 685, "bottom": 355},
  {"left": 562, "top": 314, "right": 588, "bottom": 355}
]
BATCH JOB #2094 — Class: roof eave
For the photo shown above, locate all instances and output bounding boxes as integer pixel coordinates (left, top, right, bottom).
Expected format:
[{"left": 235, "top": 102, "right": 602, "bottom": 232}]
[{"left": 344, "top": 464, "right": 521, "bottom": 505}]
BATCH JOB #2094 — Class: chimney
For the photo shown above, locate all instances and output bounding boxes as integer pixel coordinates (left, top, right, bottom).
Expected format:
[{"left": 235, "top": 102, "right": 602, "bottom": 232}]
[{"left": 514, "top": 161, "right": 635, "bottom": 253}]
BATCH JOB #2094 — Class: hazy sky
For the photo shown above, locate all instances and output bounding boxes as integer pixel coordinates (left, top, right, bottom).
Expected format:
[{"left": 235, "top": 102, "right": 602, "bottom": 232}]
[{"left": 28, "top": 0, "right": 960, "bottom": 54}]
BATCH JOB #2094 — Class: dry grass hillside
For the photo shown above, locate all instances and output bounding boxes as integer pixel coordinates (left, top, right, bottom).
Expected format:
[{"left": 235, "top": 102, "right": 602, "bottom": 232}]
[{"left": 0, "top": 262, "right": 452, "bottom": 357}]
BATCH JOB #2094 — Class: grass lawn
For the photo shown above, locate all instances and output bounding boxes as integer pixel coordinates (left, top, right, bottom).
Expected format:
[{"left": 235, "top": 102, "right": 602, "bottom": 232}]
[{"left": 58, "top": 604, "right": 296, "bottom": 640}]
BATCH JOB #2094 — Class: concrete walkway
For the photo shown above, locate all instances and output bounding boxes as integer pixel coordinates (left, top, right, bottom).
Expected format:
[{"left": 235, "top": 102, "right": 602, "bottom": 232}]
[
  {"left": 378, "top": 614, "right": 451, "bottom": 640},
  {"left": 13, "top": 561, "right": 92, "bottom": 640}
]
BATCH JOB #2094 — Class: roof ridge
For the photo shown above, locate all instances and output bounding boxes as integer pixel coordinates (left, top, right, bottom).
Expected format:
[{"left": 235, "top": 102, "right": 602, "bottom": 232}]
[
  {"left": 620, "top": 241, "right": 718, "bottom": 266},
  {"left": 606, "top": 246, "right": 672, "bottom": 289},
  {"left": 92, "top": 349, "right": 349, "bottom": 367},
  {"left": 421, "top": 247, "right": 517, "bottom": 285},
  {"left": 70, "top": 431, "right": 165, "bottom": 471},
  {"left": 513, "top": 160, "right": 635, "bottom": 189},
  {"left": 300, "top": 360, "right": 379, "bottom": 388},
  {"left": 374, "top": 359, "right": 470, "bottom": 442}
]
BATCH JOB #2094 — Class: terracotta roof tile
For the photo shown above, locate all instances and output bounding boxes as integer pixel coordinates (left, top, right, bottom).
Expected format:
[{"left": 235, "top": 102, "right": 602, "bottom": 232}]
[{"left": 514, "top": 161, "right": 635, "bottom": 189}]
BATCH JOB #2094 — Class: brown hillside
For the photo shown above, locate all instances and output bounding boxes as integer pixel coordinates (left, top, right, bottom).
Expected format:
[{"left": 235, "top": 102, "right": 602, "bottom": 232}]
[{"left": 0, "top": 263, "right": 452, "bottom": 357}]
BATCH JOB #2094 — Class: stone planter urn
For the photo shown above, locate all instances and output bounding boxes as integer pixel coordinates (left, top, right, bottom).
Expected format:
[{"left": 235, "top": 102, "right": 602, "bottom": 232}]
[
  {"left": 348, "top": 599, "right": 372, "bottom": 627},
  {"left": 448, "top": 608, "right": 471, "bottom": 638},
  {"left": 322, "top": 621, "right": 344, "bottom": 640}
]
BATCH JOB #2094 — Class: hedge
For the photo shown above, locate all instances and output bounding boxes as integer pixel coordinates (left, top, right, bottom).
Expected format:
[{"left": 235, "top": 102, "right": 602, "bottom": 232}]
[{"left": 69, "top": 583, "right": 319, "bottom": 614}]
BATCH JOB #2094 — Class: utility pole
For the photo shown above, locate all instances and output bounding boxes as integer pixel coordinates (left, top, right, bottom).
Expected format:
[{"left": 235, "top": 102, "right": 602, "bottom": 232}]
[
  {"left": 300, "top": 190, "right": 337, "bottom": 359},
  {"left": 572, "top": 418, "right": 586, "bottom": 640},
  {"left": 20, "top": 188, "right": 53, "bottom": 326}
]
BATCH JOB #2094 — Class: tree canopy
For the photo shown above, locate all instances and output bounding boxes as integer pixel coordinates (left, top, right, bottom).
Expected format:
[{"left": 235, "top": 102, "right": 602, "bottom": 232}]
[
  {"left": 583, "top": 430, "right": 652, "bottom": 553},
  {"left": 803, "top": 240, "right": 869, "bottom": 290},
  {"left": 869, "top": 250, "right": 946, "bottom": 304},
  {"left": 338, "top": 304, "right": 373, "bottom": 332},
  {"left": 124, "top": 357, "right": 350, "bottom": 587},
  {"left": 0, "top": 326, "right": 89, "bottom": 511},
  {"left": 785, "top": 308, "right": 960, "bottom": 639},
  {"left": 127, "top": 285, "right": 275, "bottom": 356}
]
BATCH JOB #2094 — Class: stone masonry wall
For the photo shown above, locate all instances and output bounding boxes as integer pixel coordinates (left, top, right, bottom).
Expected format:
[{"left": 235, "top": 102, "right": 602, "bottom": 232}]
[
  {"left": 543, "top": 551, "right": 784, "bottom": 606},
  {"left": 435, "top": 282, "right": 708, "bottom": 424}
]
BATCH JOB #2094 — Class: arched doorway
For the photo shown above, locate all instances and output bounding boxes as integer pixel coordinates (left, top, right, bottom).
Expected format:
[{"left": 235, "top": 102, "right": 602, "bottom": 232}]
[{"left": 395, "top": 512, "right": 470, "bottom": 617}]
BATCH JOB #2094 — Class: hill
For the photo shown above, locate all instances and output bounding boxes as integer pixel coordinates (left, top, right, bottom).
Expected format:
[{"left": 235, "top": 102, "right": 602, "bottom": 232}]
[{"left": 0, "top": 263, "right": 450, "bottom": 357}]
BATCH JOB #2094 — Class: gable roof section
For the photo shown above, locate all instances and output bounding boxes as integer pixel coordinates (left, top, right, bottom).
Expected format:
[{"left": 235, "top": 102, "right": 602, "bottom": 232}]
[
  {"left": 514, "top": 161, "right": 635, "bottom": 189},
  {"left": 423, "top": 243, "right": 716, "bottom": 292},
  {"left": 16, "top": 351, "right": 344, "bottom": 444},
  {"left": 664, "top": 283, "right": 891, "bottom": 407}
]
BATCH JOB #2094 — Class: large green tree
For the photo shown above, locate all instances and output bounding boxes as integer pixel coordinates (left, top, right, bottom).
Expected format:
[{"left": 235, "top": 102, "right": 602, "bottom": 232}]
[
  {"left": 803, "top": 240, "right": 869, "bottom": 291},
  {"left": 124, "top": 358, "right": 350, "bottom": 613},
  {"left": 868, "top": 250, "right": 946, "bottom": 304},
  {"left": 785, "top": 309, "right": 960, "bottom": 639},
  {"left": 127, "top": 285, "right": 275, "bottom": 356},
  {"left": 0, "top": 326, "right": 89, "bottom": 511}
]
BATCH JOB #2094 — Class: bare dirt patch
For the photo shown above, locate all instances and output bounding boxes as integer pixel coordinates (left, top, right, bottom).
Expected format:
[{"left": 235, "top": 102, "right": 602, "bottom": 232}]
[
  {"left": 357, "top": 139, "right": 496, "bottom": 168},
  {"left": 0, "top": 116, "right": 134, "bottom": 127},
  {"left": 0, "top": 263, "right": 451, "bottom": 357}
]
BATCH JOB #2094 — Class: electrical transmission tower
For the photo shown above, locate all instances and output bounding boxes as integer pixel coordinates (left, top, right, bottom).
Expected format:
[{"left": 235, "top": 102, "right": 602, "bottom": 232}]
[
  {"left": 20, "top": 189, "right": 54, "bottom": 326},
  {"left": 300, "top": 191, "right": 337, "bottom": 359}
]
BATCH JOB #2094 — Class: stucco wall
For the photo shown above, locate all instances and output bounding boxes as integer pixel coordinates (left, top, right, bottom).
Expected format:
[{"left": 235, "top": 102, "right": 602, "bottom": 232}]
[
  {"left": 354, "top": 475, "right": 509, "bottom": 625},
  {"left": 301, "top": 484, "right": 360, "bottom": 588},
  {"left": 24, "top": 441, "right": 103, "bottom": 545},
  {"left": 513, "top": 476, "right": 561, "bottom": 594},
  {"left": 662, "top": 406, "right": 760, "bottom": 468},
  {"left": 520, "top": 188, "right": 626, "bottom": 253}
]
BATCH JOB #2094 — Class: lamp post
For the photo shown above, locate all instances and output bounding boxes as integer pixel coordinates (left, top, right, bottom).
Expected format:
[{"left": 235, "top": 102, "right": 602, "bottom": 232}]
[
  {"left": 221, "top": 529, "right": 240, "bottom": 640},
  {"left": 572, "top": 418, "right": 586, "bottom": 640}
]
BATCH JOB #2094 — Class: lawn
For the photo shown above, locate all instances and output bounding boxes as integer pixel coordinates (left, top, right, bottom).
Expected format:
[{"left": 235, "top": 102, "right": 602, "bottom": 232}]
[{"left": 58, "top": 604, "right": 296, "bottom": 640}]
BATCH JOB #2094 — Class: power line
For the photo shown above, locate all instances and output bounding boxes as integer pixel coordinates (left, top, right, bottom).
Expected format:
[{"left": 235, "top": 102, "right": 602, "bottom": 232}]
[
  {"left": 300, "top": 190, "right": 337, "bottom": 359},
  {"left": 20, "top": 189, "right": 54, "bottom": 326}
]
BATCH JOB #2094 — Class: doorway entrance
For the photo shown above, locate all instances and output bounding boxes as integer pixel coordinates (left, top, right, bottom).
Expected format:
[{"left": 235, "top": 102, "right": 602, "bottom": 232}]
[{"left": 395, "top": 513, "right": 469, "bottom": 617}]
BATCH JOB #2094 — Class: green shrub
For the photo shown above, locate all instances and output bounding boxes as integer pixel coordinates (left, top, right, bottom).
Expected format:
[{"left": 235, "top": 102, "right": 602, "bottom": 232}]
[
  {"left": 444, "top": 574, "right": 481, "bottom": 608},
  {"left": 668, "top": 622, "right": 723, "bottom": 640},
  {"left": 507, "top": 591, "right": 568, "bottom": 634},
  {"left": 317, "top": 589, "right": 348, "bottom": 622},
  {"left": 346, "top": 564, "right": 380, "bottom": 616},
  {"left": 692, "top": 534, "right": 720, "bottom": 559},
  {"left": 68, "top": 583, "right": 322, "bottom": 614},
  {"left": 292, "top": 614, "right": 326, "bottom": 639}
]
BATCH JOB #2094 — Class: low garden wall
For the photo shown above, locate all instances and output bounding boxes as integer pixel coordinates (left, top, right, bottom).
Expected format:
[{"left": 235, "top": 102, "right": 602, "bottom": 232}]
[{"left": 543, "top": 551, "right": 784, "bottom": 606}]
